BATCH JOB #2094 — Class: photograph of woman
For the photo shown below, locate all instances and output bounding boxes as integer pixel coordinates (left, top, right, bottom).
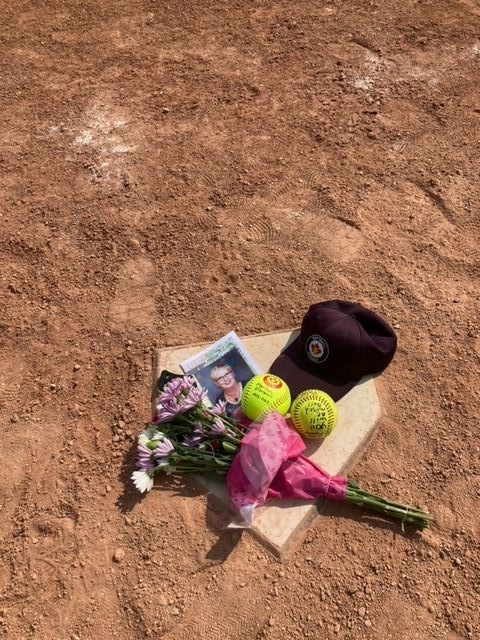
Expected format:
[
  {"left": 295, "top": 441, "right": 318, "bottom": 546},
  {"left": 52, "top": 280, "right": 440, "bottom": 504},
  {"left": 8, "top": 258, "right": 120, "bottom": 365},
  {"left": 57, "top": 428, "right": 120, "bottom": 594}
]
[
  {"left": 209, "top": 363, "right": 250, "bottom": 417},
  {"left": 180, "top": 331, "right": 261, "bottom": 417}
]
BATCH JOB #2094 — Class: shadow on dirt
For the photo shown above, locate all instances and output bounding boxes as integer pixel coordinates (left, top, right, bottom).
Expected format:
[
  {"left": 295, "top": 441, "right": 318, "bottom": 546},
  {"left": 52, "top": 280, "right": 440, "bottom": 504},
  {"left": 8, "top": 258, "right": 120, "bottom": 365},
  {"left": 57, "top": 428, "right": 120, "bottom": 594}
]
[
  {"left": 316, "top": 499, "right": 426, "bottom": 538},
  {"left": 115, "top": 440, "right": 241, "bottom": 562},
  {"left": 204, "top": 493, "right": 242, "bottom": 563},
  {"left": 115, "top": 437, "right": 207, "bottom": 512},
  {"left": 115, "top": 437, "right": 145, "bottom": 513},
  {"left": 116, "top": 439, "right": 418, "bottom": 566}
]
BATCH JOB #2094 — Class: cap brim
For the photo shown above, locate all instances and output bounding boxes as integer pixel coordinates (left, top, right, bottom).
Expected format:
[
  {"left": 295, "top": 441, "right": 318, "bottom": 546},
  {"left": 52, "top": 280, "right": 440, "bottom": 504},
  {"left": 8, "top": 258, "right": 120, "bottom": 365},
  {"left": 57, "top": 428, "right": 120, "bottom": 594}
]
[{"left": 268, "top": 338, "right": 359, "bottom": 402}]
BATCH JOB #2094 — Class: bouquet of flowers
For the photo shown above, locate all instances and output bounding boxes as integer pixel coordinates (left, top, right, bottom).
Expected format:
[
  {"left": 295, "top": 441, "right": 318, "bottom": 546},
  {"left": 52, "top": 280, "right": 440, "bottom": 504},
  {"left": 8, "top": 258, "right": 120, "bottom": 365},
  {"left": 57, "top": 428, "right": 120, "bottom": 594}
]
[
  {"left": 131, "top": 374, "right": 245, "bottom": 493},
  {"left": 132, "top": 374, "right": 430, "bottom": 531}
]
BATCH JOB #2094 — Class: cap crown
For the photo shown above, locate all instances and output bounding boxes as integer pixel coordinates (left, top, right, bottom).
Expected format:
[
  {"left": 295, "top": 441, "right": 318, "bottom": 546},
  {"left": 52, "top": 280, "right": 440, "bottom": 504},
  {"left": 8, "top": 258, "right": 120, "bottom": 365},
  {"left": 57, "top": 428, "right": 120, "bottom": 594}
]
[{"left": 299, "top": 300, "right": 397, "bottom": 382}]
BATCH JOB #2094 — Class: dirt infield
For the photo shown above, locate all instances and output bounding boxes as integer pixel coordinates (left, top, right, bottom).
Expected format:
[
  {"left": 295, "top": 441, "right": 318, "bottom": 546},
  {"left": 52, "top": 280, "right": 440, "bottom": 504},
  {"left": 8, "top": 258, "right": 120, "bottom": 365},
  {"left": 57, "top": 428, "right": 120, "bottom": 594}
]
[{"left": 0, "top": 1, "right": 479, "bottom": 638}]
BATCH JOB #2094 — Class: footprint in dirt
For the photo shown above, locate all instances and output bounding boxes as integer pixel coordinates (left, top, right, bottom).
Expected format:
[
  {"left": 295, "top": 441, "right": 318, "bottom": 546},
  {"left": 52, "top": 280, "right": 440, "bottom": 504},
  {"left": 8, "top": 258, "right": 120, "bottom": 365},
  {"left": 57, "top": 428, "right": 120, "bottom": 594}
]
[
  {"left": 221, "top": 196, "right": 281, "bottom": 244},
  {"left": 278, "top": 204, "right": 365, "bottom": 264},
  {"left": 163, "top": 579, "right": 270, "bottom": 640},
  {"left": 221, "top": 186, "right": 364, "bottom": 264},
  {"left": 29, "top": 515, "right": 78, "bottom": 599},
  {"left": 110, "top": 256, "right": 156, "bottom": 328},
  {"left": 312, "top": 216, "right": 364, "bottom": 263}
]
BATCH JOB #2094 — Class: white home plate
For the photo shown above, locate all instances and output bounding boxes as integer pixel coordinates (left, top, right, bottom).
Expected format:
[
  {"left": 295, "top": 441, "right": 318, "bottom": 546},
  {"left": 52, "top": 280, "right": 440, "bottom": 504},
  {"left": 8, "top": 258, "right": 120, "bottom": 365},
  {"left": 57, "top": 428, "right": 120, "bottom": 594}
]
[{"left": 152, "top": 329, "right": 383, "bottom": 557}]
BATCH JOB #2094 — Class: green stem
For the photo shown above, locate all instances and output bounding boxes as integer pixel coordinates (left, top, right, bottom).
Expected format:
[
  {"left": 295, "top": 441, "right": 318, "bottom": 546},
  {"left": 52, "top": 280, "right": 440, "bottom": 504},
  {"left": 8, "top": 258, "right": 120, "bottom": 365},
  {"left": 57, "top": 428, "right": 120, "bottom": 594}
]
[
  {"left": 156, "top": 462, "right": 230, "bottom": 475},
  {"left": 171, "top": 453, "right": 233, "bottom": 465},
  {"left": 222, "top": 441, "right": 238, "bottom": 454},
  {"left": 345, "top": 486, "right": 430, "bottom": 530},
  {"left": 348, "top": 485, "right": 427, "bottom": 513}
]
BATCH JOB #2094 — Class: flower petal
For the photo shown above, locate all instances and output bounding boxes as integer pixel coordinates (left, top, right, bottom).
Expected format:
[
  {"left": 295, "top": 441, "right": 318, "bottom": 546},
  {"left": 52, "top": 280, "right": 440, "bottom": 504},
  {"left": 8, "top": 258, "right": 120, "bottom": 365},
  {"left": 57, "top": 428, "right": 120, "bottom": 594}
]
[{"left": 131, "top": 470, "right": 154, "bottom": 493}]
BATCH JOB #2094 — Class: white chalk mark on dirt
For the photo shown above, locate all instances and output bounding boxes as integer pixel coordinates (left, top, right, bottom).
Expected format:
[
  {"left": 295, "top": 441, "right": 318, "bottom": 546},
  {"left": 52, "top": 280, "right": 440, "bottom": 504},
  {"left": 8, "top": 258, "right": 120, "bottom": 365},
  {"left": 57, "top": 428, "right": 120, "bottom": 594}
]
[
  {"left": 73, "top": 100, "right": 136, "bottom": 185},
  {"left": 353, "top": 40, "right": 480, "bottom": 92},
  {"left": 353, "top": 52, "right": 390, "bottom": 90}
]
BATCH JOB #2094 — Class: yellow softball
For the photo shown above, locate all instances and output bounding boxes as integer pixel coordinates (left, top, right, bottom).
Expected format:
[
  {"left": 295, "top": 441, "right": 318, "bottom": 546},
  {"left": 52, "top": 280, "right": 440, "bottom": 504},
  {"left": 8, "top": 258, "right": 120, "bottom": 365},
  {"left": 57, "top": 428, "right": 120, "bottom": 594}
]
[
  {"left": 290, "top": 390, "right": 338, "bottom": 439},
  {"left": 241, "top": 374, "right": 291, "bottom": 421}
]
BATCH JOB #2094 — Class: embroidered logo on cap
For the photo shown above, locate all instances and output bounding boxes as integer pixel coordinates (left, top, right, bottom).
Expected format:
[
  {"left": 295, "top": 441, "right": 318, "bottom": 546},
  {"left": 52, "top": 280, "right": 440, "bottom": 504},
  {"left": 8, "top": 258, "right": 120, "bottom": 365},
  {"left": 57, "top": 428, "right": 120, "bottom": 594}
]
[{"left": 305, "top": 334, "right": 329, "bottom": 363}]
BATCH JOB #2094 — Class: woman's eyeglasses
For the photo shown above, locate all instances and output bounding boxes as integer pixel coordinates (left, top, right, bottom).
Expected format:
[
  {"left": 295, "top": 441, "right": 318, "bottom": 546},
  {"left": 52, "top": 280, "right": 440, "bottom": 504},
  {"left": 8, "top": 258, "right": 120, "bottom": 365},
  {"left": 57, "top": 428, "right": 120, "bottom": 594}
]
[{"left": 213, "top": 371, "right": 233, "bottom": 383}]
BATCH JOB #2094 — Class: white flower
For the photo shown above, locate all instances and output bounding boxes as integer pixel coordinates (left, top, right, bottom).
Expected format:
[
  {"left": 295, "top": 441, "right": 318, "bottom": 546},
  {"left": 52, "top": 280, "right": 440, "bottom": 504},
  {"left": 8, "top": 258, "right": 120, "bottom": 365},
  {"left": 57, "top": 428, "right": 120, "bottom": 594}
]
[
  {"left": 138, "top": 432, "right": 150, "bottom": 446},
  {"left": 131, "top": 470, "right": 154, "bottom": 493}
]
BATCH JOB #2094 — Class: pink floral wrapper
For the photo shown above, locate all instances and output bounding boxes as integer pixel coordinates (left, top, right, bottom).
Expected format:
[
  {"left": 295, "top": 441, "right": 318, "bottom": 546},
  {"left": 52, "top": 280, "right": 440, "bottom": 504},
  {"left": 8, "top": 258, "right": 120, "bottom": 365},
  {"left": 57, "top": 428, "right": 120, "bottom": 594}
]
[{"left": 227, "top": 412, "right": 347, "bottom": 528}]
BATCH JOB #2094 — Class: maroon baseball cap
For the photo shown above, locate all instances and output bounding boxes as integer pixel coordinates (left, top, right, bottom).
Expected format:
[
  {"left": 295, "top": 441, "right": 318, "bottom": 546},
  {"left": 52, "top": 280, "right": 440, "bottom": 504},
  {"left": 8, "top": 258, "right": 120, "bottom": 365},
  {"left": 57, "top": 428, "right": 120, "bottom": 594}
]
[{"left": 269, "top": 300, "right": 397, "bottom": 401}]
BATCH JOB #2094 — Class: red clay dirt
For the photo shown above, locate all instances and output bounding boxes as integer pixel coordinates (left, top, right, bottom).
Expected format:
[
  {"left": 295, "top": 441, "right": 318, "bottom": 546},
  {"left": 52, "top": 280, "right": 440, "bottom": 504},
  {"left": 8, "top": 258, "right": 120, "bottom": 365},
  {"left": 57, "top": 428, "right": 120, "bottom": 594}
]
[{"left": 0, "top": 1, "right": 479, "bottom": 639}]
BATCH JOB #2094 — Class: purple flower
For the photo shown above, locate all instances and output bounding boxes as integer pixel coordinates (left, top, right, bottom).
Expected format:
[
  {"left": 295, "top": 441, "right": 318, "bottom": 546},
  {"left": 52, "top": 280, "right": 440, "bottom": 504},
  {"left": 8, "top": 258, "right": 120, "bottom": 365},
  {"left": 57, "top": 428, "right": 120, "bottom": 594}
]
[
  {"left": 152, "top": 436, "right": 174, "bottom": 458},
  {"left": 154, "top": 376, "right": 207, "bottom": 420},
  {"left": 212, "top": 399, "right": 227, "bottom": 416},
  {"left": 163, "top": 377, "right": 186, "bottom": 396},
  {"left": 137, "top": 444, "right": 155, "bottom": 471},
  {"left": 154, "top": 379, "right": 184, "bottom": 420},
  {"left": 175, "top": 379, "right": 206, "bottom": 414},
  {"left": 154, "top": 399, "right": 179, "bottom": 424},
  {"left": 211, "top": 417, "right": 226, "bottom": 436},
  {"left": 158, "top": 377, "right": 194, "bottom": 405},
  {"left": 183, "top": 433, "right": 203, "bottom": 448}
]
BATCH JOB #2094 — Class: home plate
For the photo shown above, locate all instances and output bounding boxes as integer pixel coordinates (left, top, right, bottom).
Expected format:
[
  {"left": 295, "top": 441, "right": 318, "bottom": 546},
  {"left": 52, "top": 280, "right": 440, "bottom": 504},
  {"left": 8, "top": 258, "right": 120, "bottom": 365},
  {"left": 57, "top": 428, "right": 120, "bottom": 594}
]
[{"left": 152, "top": 329, "right": 383, "bottom": 557}]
